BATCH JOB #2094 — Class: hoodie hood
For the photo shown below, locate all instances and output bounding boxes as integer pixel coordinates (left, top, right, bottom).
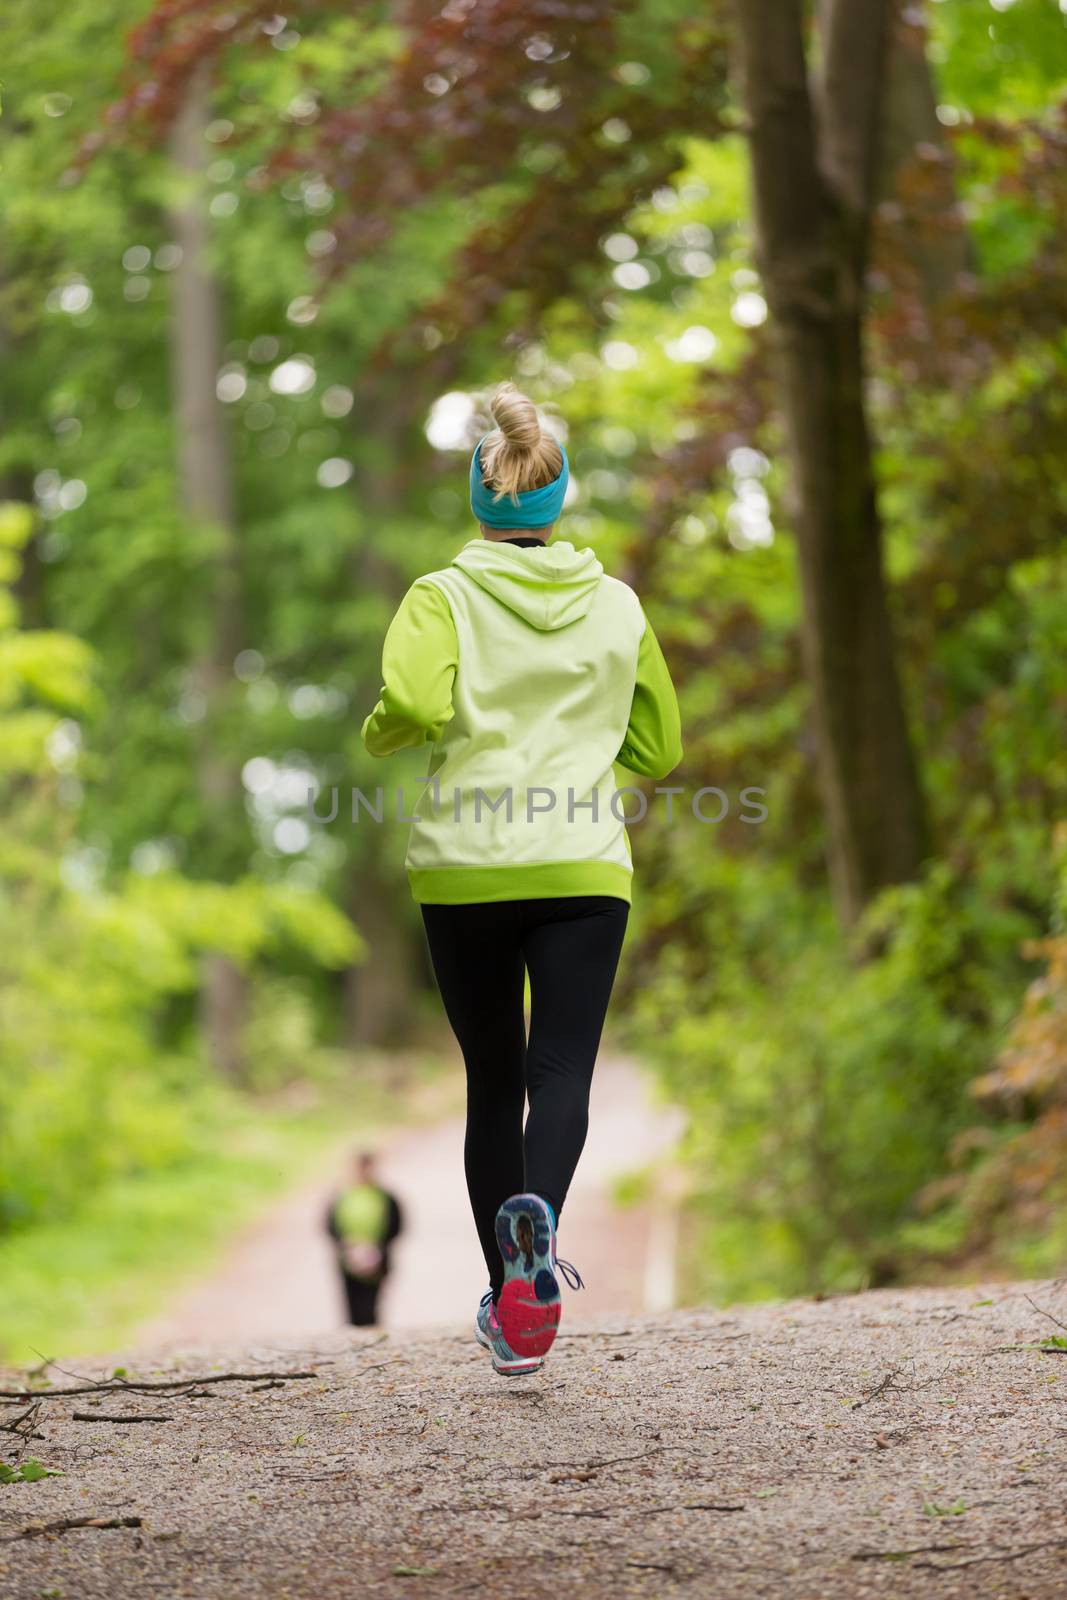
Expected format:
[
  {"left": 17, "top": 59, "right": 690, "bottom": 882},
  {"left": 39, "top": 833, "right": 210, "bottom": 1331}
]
[{"left": 451, "top": 538, "right": 604, "bottom": 632}]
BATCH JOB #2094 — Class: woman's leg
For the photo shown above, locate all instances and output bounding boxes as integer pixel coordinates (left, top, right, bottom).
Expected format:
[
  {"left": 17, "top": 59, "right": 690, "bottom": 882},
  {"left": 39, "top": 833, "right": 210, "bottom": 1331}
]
[
  {"left": 520, "top": 896, "right": 629, "bottom": 1224},
  {"left": 420, "top": 902, "right": 528, "bottom": 1297}
]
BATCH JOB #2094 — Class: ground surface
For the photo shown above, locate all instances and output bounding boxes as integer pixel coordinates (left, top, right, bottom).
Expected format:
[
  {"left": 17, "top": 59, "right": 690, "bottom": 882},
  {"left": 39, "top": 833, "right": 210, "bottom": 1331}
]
[{"left": 2, "top": 1279, "right": 1066, "bottom": 1599}]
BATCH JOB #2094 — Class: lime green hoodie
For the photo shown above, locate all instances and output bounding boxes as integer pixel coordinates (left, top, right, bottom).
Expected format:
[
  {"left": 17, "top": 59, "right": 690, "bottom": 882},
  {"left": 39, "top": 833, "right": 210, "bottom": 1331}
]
[{"left": 361, "top": 536, "right": 682, "bottom": 906}]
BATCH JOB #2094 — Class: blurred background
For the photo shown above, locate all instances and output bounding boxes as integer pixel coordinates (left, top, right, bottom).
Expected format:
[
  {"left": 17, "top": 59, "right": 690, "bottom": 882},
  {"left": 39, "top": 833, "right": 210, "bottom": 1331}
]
[{"left": 0, "top": 0, "right": 1064, "bottom": 1365}]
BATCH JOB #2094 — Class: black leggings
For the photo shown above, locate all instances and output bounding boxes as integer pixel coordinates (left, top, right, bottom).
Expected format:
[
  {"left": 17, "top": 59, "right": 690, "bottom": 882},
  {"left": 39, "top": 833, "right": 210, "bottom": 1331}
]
[
  {"left": 341, "top": 1273, "right": 382, "bottom": 1327},
  {"left": 420, "top": 894, "right": 629, "bottom": 1296}
]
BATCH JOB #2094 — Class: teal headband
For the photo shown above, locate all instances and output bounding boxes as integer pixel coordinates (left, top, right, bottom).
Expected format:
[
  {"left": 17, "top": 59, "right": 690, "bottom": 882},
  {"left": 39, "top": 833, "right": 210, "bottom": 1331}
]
[{"left": 469, "top": 433, "right": 570, "bottom": 529}]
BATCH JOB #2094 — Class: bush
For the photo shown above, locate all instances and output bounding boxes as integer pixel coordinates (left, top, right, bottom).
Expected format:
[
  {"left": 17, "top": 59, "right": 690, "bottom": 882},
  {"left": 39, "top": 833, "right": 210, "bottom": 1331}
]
[{"left": 624, "top": 854, "right": 1044, "bottom": 1301}]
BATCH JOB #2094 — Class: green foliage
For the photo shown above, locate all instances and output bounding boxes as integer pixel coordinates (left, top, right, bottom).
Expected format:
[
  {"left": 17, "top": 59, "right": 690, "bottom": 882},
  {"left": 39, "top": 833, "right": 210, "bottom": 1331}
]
[
  {"left": 0, "top": 1064, "right": 409, "bottom": 1361},
  {"left": 0, "top": 1460, "right": 62, "bottom": 1484},
  {"left": 624, "top": 547, "right": 1065, "bottom": 1299},
  {"left": 0, "top": 484, "right": 363, "bottom": 1242},
  {"left": 624, "top": 851, "right": 1041, "bottom": 1299},
  {"left": 0, "top": 839, "right": 362, "bottom": 1232},
  {"left": 0, "top": 0, "right": 1064, "bottom": 1331},
  {"left": 923, "top": 1499, "right": 967, "bottom": 1519},
  {"left": 607, "top": 5, "right": 1067, "bottom": 1300}
]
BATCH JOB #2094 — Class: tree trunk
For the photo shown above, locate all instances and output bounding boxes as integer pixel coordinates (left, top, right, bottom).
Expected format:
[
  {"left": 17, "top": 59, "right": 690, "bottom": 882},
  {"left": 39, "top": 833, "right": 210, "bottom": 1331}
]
[
  {"left": 345, "top": 853, "right": 418, "bottom": 1049},
  {"left": 169, "top": 71, "right": 247, "bottom": 1077},
  {"left": 344, "top": 413, "right": 421, "bottom": 1050},
  {"left": 879, "top": 1, "right": 974, "bottom": 308},
  {"left": 735, "top": 0, "right": 927, "bottom": 927}
]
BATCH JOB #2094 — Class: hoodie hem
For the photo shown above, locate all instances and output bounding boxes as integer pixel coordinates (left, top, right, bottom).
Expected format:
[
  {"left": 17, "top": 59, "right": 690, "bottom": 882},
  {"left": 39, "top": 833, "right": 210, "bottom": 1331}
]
[{"left": 407, "top": 860, "right": 633, "bottom": 906}]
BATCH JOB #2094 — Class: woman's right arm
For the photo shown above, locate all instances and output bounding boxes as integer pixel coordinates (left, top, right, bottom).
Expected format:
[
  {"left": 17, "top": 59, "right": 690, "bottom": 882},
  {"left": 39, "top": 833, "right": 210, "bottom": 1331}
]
[{"left": 361, "top": 580, "right": 459, "bottom": 757}]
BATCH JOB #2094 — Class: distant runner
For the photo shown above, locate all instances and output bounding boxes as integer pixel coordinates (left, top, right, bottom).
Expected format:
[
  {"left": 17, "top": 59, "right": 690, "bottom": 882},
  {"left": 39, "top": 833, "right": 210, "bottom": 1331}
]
[{"left": 325, "top": 1151, "right": 403, "bottom": 1327}]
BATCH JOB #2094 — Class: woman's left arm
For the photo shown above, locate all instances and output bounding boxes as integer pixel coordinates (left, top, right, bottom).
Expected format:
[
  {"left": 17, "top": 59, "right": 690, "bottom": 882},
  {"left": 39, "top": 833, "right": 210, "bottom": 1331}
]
[
  {"left": 614, "top": 607, "right": 683, "bottom": 780},
  {"left": 361, "top": 580, "right": 459, "bottom": 757}
]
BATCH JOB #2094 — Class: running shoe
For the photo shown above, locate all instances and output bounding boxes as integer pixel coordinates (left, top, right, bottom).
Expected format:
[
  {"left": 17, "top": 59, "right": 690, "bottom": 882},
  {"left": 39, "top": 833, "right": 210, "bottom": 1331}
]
[
  {"left": 474, "top": 1290, "right": 543, "bottom": 1378},
  {"left": 494, "top": 1193, "right": 584, "bottom": 1362}
]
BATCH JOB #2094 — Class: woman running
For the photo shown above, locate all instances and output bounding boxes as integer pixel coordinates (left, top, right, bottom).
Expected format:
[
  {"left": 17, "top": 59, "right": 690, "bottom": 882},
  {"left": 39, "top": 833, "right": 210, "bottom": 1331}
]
[{"left": 361, "top": 382, "right": 682, "bottom": 1376}]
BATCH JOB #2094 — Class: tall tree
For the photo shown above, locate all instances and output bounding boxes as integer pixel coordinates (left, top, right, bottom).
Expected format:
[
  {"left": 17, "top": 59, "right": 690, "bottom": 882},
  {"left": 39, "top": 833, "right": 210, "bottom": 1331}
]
[
  {"left": 345, "top": 401, "right": 421, "bottom": 1051},
  {"left": 734, "top": 0, "right": 927, "bottom": 927},
  {"left": 169, "top": 70, "right": 247, "bottom": 1078},
  {"left": 879, "top": 1, "right": 973, "bottom": 311}
]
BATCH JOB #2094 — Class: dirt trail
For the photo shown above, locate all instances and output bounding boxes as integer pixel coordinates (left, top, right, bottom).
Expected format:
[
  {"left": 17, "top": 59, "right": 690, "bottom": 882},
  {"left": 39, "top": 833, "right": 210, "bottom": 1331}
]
[
  {"left": 2, "top": 1280, "right": 1066, "bottom": 1598},
  {"left": 137, "top": 1054, "right": 686, "bottom": 1349}
]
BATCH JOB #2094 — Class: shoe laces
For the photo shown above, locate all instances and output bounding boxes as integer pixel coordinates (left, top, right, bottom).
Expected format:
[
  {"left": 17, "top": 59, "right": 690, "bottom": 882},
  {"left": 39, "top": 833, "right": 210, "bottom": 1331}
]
[
  {"left": 479, "top": 1289, "right": 495, "bottom": 1311},
  {"left": 554, "top": 1255, "right": 584, "bottom": 1291}
]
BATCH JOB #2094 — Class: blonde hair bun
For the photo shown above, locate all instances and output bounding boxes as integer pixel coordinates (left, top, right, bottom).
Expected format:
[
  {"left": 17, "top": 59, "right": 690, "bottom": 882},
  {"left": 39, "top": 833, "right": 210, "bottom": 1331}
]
[
  {"left": 490, "top": 381, "right": 542, "bottom": 449},
  {"left": 480, "top": 382, "right": 563, "bottom": 505}
]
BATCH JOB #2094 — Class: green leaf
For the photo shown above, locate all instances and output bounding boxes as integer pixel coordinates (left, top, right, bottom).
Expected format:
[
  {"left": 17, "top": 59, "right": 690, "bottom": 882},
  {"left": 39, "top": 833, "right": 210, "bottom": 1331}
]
[
  {"left": 0, "top": 502, "right": 33, "bottom": 551},
  {"left": 0, "top": 1459, "right": 62, "bottom": 1483}
]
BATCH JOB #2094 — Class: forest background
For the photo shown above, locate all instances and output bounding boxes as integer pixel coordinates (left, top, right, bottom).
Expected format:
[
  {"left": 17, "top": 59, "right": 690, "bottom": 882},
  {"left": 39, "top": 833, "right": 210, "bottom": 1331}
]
[{"left": 1, "top": 0, "right": 1064, "bottom": 1361}]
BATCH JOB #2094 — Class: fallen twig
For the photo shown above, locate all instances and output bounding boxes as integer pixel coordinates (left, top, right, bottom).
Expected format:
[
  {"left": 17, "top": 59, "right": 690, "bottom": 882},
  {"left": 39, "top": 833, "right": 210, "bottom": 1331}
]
[
  {"left": 636, "top": 1501, "right": 745, "bottom": 1515},
  {"left": 280, "top": 1470, "right": 352, "bottom": 1483},
  {"left": 0, "top": 1398, "right": 46, "bottom": 1459},
  {"left": 852, "top": 1542, "right": 971, "bottom": 1562},
  {"left": 540, "top": 1445, "right": 685, "bottom": 1474},
  {"left": 337, "top": 1359, "right": 404, "bottom": 1380},
  {"left": 0, "top": 1369, "right": 318, "bottom": 1401},
  {"left": 0, "top": 1402, "right": 43, "bottom": 1437},
  {"left": 913, "top": 1537, "right": 1067, "bottom": 1572},
  {"left": 71, "top": 1412, "right": 174, "bottom": 1424},
  {"left": 345, "top": 1332, "right": 388, "bottom": 1353},
  {"left": 851, "top": 1367, "right": 903, "bottom": 1410},
  {"left": 851, "top": 1362, "right": 952, "bottom": 1409},
  {"left": 919, "top": 1311, "right": 987, "bottom": 1324},
  {"left": 1025, "top": 1295, "right": 1067, "bottom": 1336},
  {"left": 982, "top": 1343, "right": 1067, "bottom": 1357},
  {"left": 1, "top": 1515, "right": 143, "bottom": 1543}
]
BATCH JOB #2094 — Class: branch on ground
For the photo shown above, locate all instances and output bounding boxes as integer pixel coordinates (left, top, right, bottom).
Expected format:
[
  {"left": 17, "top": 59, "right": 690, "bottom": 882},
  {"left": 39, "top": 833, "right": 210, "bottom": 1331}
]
[
  {"left": 913, "top": 1538, "right": 1067, "bottom": 1572},
  {"left": 0, "top": 1370, "right": 319, "bottom": 1402},
  {"left": 1025, "top": 1294, "right": 1067, "bottom": 1336},
  {"left": 851, "top": 1360, "right": 954, "bottom": 1409},
  {"left": 70, "top": 1413, "right": 175, "bottom": 1424},
  {"left": 0, "top": 1401, "right": 43, "bottom": 1438},
  {"left": 852, "top": 1541, "right": 971, "bottom": 1561},
  {"left": 1, "top": 1515, "right": 143, "bottom": 1544}
]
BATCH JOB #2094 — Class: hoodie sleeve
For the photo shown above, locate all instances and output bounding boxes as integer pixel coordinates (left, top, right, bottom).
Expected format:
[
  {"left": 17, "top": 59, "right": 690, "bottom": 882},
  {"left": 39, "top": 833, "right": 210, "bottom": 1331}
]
[
  {"left": 361, "top": 580, "right": 459, "bottom": 757},
  {"left": 614, "top": 608, "right": 683, "bottom": 780}
]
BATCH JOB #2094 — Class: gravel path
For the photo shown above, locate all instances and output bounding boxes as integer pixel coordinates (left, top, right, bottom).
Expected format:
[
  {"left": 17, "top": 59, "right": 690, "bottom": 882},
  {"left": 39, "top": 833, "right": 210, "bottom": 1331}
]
[{"left": 2, "top": 1279, "right": 1066, "bottom": 1598}]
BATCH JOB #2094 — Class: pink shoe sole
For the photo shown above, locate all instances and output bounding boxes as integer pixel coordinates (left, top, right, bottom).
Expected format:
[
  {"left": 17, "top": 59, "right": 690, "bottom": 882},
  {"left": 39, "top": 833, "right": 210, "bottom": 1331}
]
[{"left": 494, "top": 1194, "right": 561, "bottom": 1360}]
